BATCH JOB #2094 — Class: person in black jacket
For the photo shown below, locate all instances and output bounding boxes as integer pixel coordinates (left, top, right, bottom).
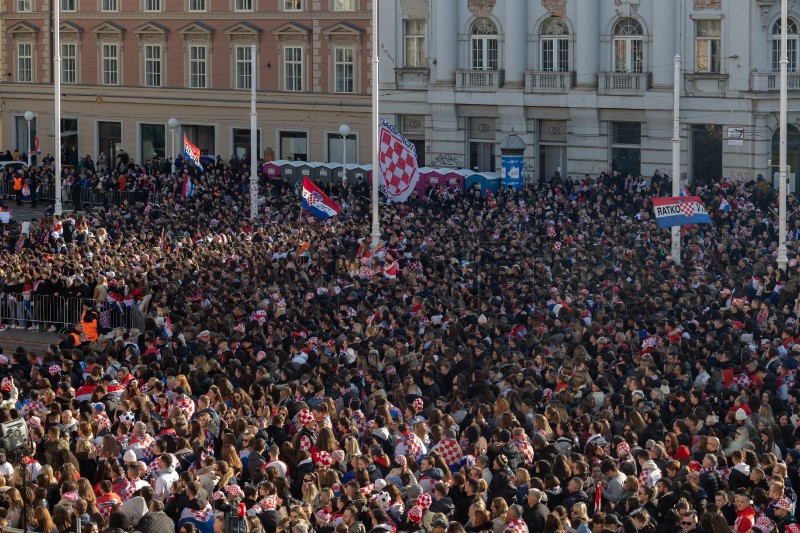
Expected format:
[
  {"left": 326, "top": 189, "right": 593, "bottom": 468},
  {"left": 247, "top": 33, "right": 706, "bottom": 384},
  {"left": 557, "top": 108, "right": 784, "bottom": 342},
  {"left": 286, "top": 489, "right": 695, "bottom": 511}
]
[
  {"left": 138, "top": 500, "right": 175, "bottom": 533},
  {"left": 487, "top": 429, "right": 523, "bottom": 471},
  {"left": 699, "top": 455, "right": 722, "bottom": 498},
  {"left": 453, "top": 478, "right": 483, "bottom": 525},
  {"left": 488, "top": 454, "right": 517, "bottom": 505},
  {"left": 522, "top": 488, "right": 548, "bottom": 533},
  {"left": 429, "top": 483, "right": 455, "bottom": 520}
]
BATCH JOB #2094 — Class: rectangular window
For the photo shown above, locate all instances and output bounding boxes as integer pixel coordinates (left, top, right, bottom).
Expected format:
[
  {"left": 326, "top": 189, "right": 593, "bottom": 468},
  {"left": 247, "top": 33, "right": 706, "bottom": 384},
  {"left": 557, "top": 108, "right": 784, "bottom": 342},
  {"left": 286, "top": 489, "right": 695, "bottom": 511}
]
[
  {"left": 284, "top": 46, "right": 303, "bottom": 92},
  {"left": 101, "top": 0, "right": 118, "bottom": 10},
  {"left": 235, "top": 0, "right": 253, "bottom": 9},
  {"left": 145, "top": 45, "right": 162, "bottom": 87},
  {"left": 17, "top": 0, "right": 32, "bottom": 12},
  {"left": 469, "top": 118, "right": 495, "bottom": 172},
  {"left": 189, "top": 46, "right": 207, "bottom": 88},
  {"left": 280, "top": 131, "right": 308, "bottom": 161},
  {"left": 691, "top": 125, "right": 723, "bottom": 180},
  {"left": 334, "top": 0, "right": 355, "bottom": 10},
  {"left": 542, "top": 38, "right": 569, "bottom": 72},
  {"left": 327, "top": 132, "right": 357, "bottom": 167},
  {"left": 15, "top": 115, "right": 37, "bottom": 161},
  {"left": 773, "top": 37, "right": 799, "bottom": 72},
  {"left": 611, "top": 122, "right": 642, "bottom": 178},
  {"left": 61, "top": 0, "right": 76, "bottom": 10},
  {"left": 102, "top": 44, "right": 119, "bottom": 85},
  {"left": 613, "top": 38, "right": 643, "bottom": 73},
  {"left": 17, "top": 43, "right": 33, "bottom": 83},
  {"left": 232, "top": 128, "right": 261, "bottom": 160},
  {"left": 98, "top": 121, "right": 122, "bottom": 167},
  {"left": 140, "top": 123, "right": 166, "bottom": 160},
  {"left": 235, "top": 46, "right": 253, "bottom": 90},
  {"left": 404, "top": 20, "right": 426, "bottom": 67},
  {"left": 335, "top": 47, "right": 355, "bottom": 93},
  {"left": 283, "top": 0, "right": 301, "bottom": 11},
  {"left": 471, "top": 37, "right": 499, "bottom": 70},
  {"left": 144, "top": 0, "right": 161, "bottom": 10},
  {"left": 61, "top": 118, "right": 78, "bottom": 161},
  {"left": 62, "top": 43, "right": 77, "bottom": 84},
  {"left": 189, "top": 0, "right": 206, "bottom": 10},
  {"left": 696, "top": 20, "right": 721, "bottom": 73}
]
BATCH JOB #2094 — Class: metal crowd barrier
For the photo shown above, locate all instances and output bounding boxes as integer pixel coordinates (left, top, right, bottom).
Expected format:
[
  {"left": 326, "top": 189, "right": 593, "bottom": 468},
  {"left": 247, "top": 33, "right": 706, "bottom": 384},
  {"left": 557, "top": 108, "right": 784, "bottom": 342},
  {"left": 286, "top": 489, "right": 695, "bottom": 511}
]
[
  {"left": 0, "top": 181, "right": 158, "bottom": 210},
  {"left": 0, "top": 293, "right": 146, "bottom": 333}
]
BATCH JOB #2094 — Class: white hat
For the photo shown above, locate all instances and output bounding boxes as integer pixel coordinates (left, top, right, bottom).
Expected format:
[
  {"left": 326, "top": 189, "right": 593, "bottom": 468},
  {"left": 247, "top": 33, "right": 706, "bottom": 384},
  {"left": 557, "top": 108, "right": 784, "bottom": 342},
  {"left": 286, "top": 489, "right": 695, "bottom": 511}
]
[
  {"left": 478, "top": 314, "right": 488, "bottom": 325},
  {"left": 735, "top": 408, "right": 748, "bottom": 421},
  {"left": 123, "top": 450, "right": 137, "bottom": 463}
]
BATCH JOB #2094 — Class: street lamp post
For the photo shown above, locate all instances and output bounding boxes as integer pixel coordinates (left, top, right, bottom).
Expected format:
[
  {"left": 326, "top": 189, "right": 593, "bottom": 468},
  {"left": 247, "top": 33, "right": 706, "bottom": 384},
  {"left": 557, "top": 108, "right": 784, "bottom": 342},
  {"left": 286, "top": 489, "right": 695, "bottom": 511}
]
[
  {"left": 168, "top": 117, "right": 178, "bottom": 176},
  {"left": 339, "top": 123, "right": 350, "bottom": 183},
  {"left": 23, "top": 111, "right": 33, "bottom": 168}
]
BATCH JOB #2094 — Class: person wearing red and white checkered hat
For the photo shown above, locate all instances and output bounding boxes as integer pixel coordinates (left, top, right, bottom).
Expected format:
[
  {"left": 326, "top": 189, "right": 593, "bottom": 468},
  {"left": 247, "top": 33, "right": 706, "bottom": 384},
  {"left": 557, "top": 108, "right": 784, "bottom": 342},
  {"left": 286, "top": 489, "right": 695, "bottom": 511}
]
[{"left": 295, "top": 408, "right": 317, "bottom": 452}]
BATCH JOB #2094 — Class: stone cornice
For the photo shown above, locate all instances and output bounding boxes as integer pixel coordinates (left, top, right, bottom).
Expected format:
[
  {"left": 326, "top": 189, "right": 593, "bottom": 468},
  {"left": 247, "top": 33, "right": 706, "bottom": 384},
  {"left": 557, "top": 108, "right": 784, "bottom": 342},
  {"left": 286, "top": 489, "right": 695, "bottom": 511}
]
[{"left": 1, "top": 11, "right": 372, "bottom": 20}]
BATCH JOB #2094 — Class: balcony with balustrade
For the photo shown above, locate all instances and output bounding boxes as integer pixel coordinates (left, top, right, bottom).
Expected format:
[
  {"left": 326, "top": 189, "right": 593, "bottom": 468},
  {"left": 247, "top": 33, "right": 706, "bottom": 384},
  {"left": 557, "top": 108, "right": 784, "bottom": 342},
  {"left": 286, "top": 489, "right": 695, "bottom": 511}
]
[
  {"left": 524, "top": 71, "right": 575, "bottom": 94},
  {"left": 597, "top": 72, "right": 651, "bottom": 96},
  {"left": 455, "top": 69, "right": 505, "bottom": 91},
  {"left": 752, "top": 71, "right": 800, "bottom": 91}
]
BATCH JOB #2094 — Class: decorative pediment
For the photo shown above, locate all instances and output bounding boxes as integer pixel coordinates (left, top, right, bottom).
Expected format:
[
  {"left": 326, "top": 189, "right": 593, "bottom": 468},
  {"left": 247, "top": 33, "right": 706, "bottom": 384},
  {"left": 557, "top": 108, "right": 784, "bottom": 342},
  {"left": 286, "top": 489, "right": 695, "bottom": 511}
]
[
  {"left": 58, "top": 21, "right": 83, "bottom": 36},
  {"left": 134, "top": 21, "right": 169, "bottom": 36},
  {"left": 321, "top": 21, "right": 364, "bottom": 36},
  {"left": 272, "top": 22, "right": 311, "bottom": 42},
  {"left": 91, "top": 21, "right": 125, "bottom": 37},
  {"left": 225, "top": 21, "right": 262, "bottom": 36},
  {"left": 7, "top": 21, "right": 38, "bottom": 36},
  {"left": 178, "top": 22, "right": 214, "bottom": 38}
]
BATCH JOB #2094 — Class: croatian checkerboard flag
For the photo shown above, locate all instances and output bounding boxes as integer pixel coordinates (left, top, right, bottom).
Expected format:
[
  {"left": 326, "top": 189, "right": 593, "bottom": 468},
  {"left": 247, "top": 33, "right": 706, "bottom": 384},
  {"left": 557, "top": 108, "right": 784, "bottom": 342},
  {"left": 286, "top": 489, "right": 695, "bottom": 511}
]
[
  {"left": 378, "top": 118, "right": 420, "bottom": 203},
  {"left": 184, "top": 133, "right": 204, "bottom": 172},
  {"left": 302, "top": 177, "right": 341, "bottom": 219},
  {"left": 179, "top": 503, "right": 215, "bottom": 533},
  {"left": 652, "top": 196, "right": 712, "bottom": 229}
]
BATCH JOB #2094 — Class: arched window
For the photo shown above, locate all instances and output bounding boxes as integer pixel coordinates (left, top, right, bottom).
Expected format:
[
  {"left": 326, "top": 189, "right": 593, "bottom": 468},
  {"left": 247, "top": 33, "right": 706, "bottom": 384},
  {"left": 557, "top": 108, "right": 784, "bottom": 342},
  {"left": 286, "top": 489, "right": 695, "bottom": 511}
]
[
  {"left": 613, "top": 17, "right": 643, "bottom": 73},
  {"left": 541, "top": 17, "right": 569, "bottom": 72},
  {"left": 772, "top": 18, "right": 798, "bottom": 72},
  {"left": 471, "top": 18, "right": 498, "bottom": 71}
]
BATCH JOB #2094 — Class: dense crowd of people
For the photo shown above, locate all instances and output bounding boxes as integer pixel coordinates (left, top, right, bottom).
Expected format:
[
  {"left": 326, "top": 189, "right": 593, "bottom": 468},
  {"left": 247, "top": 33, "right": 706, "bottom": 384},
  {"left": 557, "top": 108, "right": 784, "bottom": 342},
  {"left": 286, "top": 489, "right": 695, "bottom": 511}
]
[{"left": 0, "top": 154, "right": 795, "bottom": 533}]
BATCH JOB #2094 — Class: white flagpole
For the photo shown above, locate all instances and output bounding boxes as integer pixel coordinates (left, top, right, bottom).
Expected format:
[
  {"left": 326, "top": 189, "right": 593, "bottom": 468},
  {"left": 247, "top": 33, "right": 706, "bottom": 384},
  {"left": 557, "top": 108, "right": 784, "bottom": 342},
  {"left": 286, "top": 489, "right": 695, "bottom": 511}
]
[
  {"left": 54, "top": 0, "right": 62, "bottom": 215},
  {"left": 779, "top": 0, "right": 789, "bottom": 270},
  {"left": 370, "top": 0, "right": 380, "bottom": 251},
  {"left": 671, "top": 55, "right": 681, "bottom": 265},
  {"left": 249, "top": 43, "right": 258, "bottom": 220}
]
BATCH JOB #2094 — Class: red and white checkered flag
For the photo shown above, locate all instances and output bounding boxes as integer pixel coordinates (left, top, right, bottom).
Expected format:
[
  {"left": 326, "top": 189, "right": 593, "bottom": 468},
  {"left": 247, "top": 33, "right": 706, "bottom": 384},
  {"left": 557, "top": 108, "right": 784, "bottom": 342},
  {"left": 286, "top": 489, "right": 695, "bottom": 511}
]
[{"left": 378, "top": 119, "right": 420, "bottom": 203}]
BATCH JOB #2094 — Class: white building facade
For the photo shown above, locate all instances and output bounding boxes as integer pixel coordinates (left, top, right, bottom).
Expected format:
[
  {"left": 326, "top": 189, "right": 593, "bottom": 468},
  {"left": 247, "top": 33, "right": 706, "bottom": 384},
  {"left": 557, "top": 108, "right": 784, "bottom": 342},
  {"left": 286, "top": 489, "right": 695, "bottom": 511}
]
[{"left": 379, "top": 0, "right": 800, "bottom": 187}]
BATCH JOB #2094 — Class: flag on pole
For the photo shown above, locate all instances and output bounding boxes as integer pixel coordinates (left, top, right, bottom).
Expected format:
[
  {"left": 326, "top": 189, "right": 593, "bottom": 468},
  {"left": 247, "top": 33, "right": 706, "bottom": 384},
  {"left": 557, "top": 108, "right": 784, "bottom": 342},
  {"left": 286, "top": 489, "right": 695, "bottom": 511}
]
[
  {"left": 184, "top": 134, "right": 204, "bottom": 172},
  {"left": 182, "top": 172, "right": 195, "bottom": 198},
  {"left": 378, "top": 118, "right": 420, "bottom": 203},
  {"left": 594, "top": 481, "right": 602, "bottom": 512},
  {"left": 652, "top": 196, "right": 712, "bottom": 229},
  {"left": 719, "top": 196, "right": 731, "bottom": 212},
  {"left": 301, "top": 177, "right": 341, "bottom": 219}
]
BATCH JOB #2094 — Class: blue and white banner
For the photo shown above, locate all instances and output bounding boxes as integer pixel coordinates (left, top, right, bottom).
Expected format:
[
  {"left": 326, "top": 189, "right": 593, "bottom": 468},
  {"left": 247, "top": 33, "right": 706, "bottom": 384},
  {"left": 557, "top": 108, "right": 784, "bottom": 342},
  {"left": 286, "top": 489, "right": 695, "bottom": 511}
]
[{"left": 652, "top": 196, "right": 712, "bottom": 229}]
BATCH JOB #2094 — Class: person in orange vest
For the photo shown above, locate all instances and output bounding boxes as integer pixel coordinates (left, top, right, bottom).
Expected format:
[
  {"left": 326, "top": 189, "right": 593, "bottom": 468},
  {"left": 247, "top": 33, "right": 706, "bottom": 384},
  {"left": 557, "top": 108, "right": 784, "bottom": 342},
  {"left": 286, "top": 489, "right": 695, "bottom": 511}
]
[
  {"left": 81, "top": 301, "right": 99, "bottom": 342},
  {"left": 13, "top": 173, "right": 23, "bottom": 206}
]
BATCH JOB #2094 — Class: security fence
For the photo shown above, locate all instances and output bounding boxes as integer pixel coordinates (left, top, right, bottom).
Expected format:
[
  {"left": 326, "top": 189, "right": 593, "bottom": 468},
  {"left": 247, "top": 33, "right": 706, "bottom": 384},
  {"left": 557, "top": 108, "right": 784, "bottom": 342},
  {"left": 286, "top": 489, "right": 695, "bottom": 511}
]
[
  {"left": 0, "top": 182, "right": 164, "bottom": 210},
  {"left": 0, "top": 293, "right": 146, "bottom": 333}
]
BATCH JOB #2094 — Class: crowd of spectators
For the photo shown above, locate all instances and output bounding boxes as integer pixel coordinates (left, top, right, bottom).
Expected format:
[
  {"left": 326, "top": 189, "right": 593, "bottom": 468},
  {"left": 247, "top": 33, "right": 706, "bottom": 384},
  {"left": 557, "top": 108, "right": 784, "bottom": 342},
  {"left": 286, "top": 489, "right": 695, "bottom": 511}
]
[{"left": 0, "top": 155, "right": 793, "bottom": 533}]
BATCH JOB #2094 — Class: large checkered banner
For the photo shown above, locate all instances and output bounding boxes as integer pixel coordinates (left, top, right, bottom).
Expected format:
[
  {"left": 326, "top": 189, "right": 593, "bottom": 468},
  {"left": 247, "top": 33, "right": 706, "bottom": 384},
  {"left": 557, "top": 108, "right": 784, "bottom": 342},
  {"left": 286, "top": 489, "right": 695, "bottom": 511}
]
[
  {"left": 651, "top": 196, "right": 712, "bottom": 229},
  {"left": 378, "top": 118, "right": 420, "bottom": 203}
]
